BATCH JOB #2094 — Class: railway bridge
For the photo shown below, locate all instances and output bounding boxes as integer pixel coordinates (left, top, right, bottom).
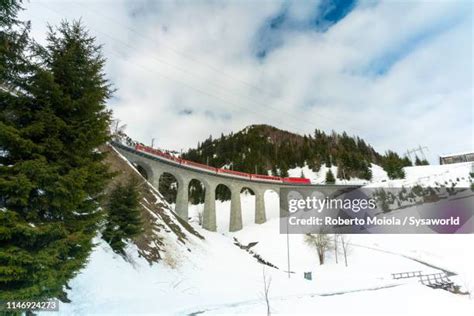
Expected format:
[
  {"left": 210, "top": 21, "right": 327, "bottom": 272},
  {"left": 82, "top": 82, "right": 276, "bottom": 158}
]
[{"left": 112, "top": 141, "right": 338, "bottom": 232}]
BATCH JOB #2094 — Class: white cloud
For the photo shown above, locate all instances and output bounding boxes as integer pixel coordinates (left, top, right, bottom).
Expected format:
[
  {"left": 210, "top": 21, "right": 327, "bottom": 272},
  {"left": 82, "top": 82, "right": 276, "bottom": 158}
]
[{"left": 22, "top": 0, "right": 472, "bottom": 162}]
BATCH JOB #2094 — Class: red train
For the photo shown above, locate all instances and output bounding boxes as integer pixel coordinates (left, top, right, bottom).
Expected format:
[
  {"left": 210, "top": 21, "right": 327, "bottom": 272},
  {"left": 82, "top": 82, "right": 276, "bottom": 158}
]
[{"left": 134, "top": 144, "right": 310, "bottom": 184}]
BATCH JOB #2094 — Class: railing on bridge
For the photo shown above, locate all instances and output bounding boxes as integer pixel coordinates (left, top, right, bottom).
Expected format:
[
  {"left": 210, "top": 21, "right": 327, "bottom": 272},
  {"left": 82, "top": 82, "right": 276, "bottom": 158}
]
[
  {"left": 251, "top": 174, "right": 282, "bottom": 182},
  {"left": 219, "top": 168, "right": 251, "bottom": 179},
  {"left": 181, "top": 159, "right": 218, "bottom": 173},
  {"left": 113, "top": 141, "right": 312, "bottom": 185}
]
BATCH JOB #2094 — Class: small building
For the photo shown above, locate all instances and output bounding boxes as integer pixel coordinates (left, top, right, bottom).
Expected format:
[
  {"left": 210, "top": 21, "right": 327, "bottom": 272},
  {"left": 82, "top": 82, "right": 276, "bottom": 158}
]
[{"left": 439, "top": 151, "right": 474, "bottom": 165}]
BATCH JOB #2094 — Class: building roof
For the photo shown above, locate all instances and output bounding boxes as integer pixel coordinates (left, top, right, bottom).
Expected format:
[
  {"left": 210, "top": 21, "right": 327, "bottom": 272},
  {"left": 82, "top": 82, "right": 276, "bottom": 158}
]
[{"left": 439, "top": 151, "right": 474, "bottom": 158}]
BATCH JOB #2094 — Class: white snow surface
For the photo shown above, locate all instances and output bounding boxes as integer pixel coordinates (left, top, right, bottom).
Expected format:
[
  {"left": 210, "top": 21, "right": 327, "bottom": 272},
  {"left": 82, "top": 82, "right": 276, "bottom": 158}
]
[
  {"left": 289, "top": 161, "right": 473, "bottom": 187},
  {"left": 56, "top": 221, "right": 474, "bottom": 315},
  {"left": 53, "top": 163, "right": 474, "bottom": 315},
  {"left": 368, "top": 162, "right": 473, "bottom": 188}
]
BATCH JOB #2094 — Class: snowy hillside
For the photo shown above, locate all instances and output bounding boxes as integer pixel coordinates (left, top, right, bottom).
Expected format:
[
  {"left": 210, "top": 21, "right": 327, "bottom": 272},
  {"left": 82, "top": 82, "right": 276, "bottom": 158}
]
[
  {"left": 56, "top": 225, "right": 473, "bottom": 315},
  {"left": 381, "top": 162, "right": 473, "bottom": 187},
  {"left": 288, "top": 163, "right": 379, "bottom": 185},
  {"left": 103, "top": 145, "right": 204, "bottom": 266},
  {"left": 289, "top": 161, "right": 473, "bottom": 187},
  {"left": 55, "top": 217, "right": 474, "bottom": 315},
  {"left": 53, "top": 160, "right": 474, "bottom": 315}
]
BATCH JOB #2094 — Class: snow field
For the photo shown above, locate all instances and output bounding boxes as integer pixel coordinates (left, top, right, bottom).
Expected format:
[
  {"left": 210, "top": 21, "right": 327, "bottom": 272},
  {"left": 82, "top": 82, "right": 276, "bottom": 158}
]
[{"left": 54, "top": 162, "right": 473, "bottom": 315}]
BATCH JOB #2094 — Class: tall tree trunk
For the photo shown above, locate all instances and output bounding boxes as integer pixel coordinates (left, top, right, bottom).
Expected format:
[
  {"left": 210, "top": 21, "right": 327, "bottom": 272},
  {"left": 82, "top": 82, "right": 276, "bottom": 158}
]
[{"left": 318, "top": 248, "right": 324, "bottom": 265}]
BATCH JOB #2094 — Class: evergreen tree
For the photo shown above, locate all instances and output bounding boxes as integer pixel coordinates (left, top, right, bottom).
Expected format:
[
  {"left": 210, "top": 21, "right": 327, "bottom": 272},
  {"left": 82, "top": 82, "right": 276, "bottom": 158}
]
[
  {"left": 270, "top": 164, "right": 278, "bottom": 177},
  {"left": 415, "top": 156, "right": 429, "bottom": 166},
  {"left": 325, "top": 169, "right": 335, "bottom": 184},
  {"left": 325, "top": 157, "right": 331, "bottom": 168},
  {"left": 0, "top": 18, "right": 112, "bottom": 301},
  {"left": 0, "top": 0, "right": 30, "bottom": 89},
  {"left": 159, "top": 173, "right": 178, "bottom": 203},
  {"left": 216, "top": 184, "right": 231, "bottom": 201},
  {"left": 103, "top": 181, "right": 142, "bottom": 254},
  {"left": 189, "top": 179, "right": 204, "bottom": 205},
  {"left": 381, "top": 151, "right": 409, "bottom": 179},
  {"left": 360, "top": 162, "right": 373, "bottom": 181},
  {"left": 402, "top": 156, "right": 412, "bottom": 167},
  {"left": 279, "top": 163, "right": 289, "bottom": 177}
]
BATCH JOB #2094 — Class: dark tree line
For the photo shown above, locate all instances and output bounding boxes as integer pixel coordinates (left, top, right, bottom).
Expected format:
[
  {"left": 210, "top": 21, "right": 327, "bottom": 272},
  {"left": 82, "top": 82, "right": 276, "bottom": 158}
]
[
  {"left": 178, "top": 125, "right": 414, "bottom": 203},
  {"left": 182, "top": 125, "right": 413, "bottom": 186}
]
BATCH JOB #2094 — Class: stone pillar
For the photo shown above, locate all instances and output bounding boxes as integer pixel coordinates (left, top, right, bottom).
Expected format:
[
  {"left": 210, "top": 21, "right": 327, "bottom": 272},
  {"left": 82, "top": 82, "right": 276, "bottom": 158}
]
[
  {"left": 277, "top": 188, "right": 289, "bottom": 217},
  {"left": 255, "top": 189, "right": 266, "bottom": 224},
  {"left": 151, "top": 170, "right": 162, "bottom": 191},
  {"left": 229, "top": 186, "right": 243, "bottom": 232},
  {"left": 175, "top": 177, "right": 189, "bottom": 220},
  {"left": 203, "top": 183, "right": 216, "bottom": 231}
]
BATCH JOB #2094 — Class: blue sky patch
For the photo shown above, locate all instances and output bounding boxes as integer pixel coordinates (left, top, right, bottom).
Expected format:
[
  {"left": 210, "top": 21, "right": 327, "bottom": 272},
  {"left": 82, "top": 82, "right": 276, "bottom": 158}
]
[{"left": 254, "top": 0, "right": 357, "bottom": 59}]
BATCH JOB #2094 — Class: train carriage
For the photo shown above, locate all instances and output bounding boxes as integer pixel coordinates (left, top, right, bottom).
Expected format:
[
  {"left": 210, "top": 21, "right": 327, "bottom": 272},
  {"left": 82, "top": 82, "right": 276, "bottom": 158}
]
[{"left": 134, "top": 143, "right": 311, "bottom": 184}]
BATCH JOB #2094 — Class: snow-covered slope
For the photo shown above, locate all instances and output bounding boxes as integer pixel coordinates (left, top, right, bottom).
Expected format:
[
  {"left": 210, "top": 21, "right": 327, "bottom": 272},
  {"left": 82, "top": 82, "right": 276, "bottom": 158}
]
[
  {"left": 56, "top": 213, "right": 474, "bottom": 315},
  {"left": 103, "top": 145, "right": 204, "bottom": 266},
  {"left": 54, "top": 159, "right": 474, "bottom": 315},
  {"left": 288, "top": 163, "right": 382, "bottom": 185},
  {"left": 289, "top": 161, "right": 473, "bottom": 187},
  {"left": 368, "top": 162, "right": 473, "bottom": 188}
]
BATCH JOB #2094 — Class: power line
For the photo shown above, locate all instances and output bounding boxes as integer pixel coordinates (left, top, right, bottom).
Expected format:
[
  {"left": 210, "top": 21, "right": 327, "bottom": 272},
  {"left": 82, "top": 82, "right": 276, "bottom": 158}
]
[
  {"left": 40, "top": 3, "right": 305, "bottom": 133},
  {"left": 68, "top": 1, "right": 268, "bottom": 95},
  {"left": 37, "top": 1, "right": 373, "bottom": 138}
]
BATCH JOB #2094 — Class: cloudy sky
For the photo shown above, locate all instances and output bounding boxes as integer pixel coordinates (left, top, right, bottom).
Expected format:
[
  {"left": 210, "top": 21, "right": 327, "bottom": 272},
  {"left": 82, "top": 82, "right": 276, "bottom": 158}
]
[{"left": 21, "top": 0, "right": 472, "bottom": 162}]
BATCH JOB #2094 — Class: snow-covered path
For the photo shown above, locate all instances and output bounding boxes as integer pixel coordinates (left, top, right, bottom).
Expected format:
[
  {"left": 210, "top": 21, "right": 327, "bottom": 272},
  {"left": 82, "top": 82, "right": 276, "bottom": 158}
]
[
  {"left": 180, "top": 283, "right": 405, "bottom": 316},
  {"left": 348, "top": 242, "right": 457, "bottom": 276},
  {"left": 185, "top": 282, "right": 472, "bottom": 316}
]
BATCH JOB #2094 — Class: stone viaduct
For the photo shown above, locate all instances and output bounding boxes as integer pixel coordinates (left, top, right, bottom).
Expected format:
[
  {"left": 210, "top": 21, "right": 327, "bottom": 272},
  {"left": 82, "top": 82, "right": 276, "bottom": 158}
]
[{"left": 112, "top": 141, "right": 346, "bottom": 232}]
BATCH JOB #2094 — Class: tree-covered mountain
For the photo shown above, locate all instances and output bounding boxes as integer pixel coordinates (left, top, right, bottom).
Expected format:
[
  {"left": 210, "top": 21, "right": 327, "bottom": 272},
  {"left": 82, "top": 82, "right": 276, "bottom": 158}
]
[{"left": 182, "top": 124, "right": 412, "bottom": 181}]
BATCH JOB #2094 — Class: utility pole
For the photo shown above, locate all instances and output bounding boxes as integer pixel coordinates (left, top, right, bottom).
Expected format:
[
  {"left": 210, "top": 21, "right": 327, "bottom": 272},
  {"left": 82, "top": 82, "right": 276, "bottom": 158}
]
[
  {"left": 151, "top": 138, "right": 155, "bottom": 148},
  {"left": 406, "top": 145, "right": 429, "bottom": 163},
  {"left": 286, "top": 217, "right": 291, "bottom": 278},
  {"left": 418, "top": 145, "right": 428, "bottom": 161},
  {"left": 114, "top": 120, "right": 119, "bottom": 134}
]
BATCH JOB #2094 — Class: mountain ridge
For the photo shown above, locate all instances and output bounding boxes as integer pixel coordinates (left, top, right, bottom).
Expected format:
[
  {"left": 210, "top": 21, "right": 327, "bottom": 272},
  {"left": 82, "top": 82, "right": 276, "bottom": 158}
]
[{"left": 182, "top": 124, "right": 410, "bottom": 181}]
